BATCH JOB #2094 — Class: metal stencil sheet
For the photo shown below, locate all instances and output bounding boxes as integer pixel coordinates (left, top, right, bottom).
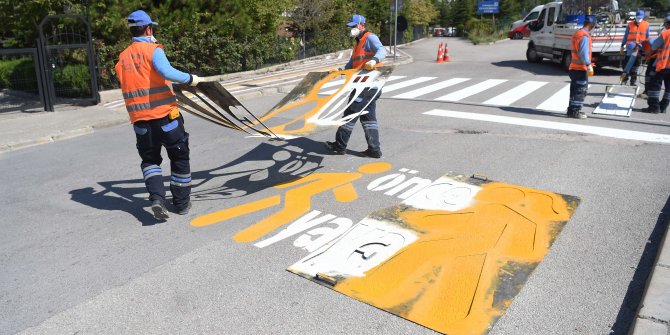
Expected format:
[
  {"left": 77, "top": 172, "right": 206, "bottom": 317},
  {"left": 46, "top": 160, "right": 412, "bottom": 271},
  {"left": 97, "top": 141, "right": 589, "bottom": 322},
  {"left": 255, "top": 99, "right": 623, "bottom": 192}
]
[
  {"left": 593, "top": 85, "right": 638, "bottom": 117},
  {"left": 174, "top": 67, "right": 394, "bottom": 140},
  {"left": 288, "top": 173, "right": 580, "bottom": 335}
]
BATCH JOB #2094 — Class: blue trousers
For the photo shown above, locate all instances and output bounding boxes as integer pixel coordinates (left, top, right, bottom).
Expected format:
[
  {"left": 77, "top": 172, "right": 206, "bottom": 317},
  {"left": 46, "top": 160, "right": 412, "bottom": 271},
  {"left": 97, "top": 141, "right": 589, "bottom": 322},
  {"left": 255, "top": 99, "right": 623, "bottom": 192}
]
[
  {"left": 133, "top": 114, "right": 191, "bottom": 210},
  {"left": 334, "top": 88, "right": 381, "bottom": 152},
  {"left": 647, "top": 68, "right": 670, "bottom": 113},
  {"left": 568, "top": 70, "right": 588, "bottom": 113}
]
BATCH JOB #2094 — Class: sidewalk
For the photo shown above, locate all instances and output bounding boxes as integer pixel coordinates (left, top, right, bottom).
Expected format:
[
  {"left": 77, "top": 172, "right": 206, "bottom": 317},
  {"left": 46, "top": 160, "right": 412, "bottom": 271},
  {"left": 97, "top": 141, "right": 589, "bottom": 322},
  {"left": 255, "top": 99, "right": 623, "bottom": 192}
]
[{"left": 0, "top": 46, "right": 412, "bottom": 154}]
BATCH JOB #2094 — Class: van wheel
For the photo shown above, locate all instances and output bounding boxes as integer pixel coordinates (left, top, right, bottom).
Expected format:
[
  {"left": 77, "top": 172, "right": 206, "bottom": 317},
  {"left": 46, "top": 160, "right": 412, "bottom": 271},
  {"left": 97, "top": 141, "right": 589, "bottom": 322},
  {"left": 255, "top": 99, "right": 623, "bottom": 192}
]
[
  {"left": 562, "top": 51, "right": 571, "bottom": 71},
  {"left": 526, "top": 44, "right": 542, "bottom": 63}
]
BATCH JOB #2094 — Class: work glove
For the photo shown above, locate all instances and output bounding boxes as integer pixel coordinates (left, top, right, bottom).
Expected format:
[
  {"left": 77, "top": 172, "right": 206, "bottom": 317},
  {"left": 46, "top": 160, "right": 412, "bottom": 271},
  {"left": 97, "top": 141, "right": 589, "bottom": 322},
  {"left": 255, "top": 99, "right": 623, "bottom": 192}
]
[
  {"left": 586, "top": 65, "right": 594, "bottom": 76},
  {"left": 620, "top": 46, "right": 625, "bottom": 55},
  {"left": 190, "top": 74, "right": 202, "bottom": 87},
  {"left": 364, "top": 60, "right": 377, "bottom": 71}
]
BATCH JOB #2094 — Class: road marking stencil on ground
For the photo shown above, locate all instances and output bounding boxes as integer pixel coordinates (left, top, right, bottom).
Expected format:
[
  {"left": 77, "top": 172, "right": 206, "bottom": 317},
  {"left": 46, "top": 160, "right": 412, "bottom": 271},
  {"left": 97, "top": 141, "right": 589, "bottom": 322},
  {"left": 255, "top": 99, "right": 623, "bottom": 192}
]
[
  {"left": 288, "top": 173, "right": 580, "bottom": 335},
  {"left": 424, "top": 109, "right": 670, "bottom": 144}
]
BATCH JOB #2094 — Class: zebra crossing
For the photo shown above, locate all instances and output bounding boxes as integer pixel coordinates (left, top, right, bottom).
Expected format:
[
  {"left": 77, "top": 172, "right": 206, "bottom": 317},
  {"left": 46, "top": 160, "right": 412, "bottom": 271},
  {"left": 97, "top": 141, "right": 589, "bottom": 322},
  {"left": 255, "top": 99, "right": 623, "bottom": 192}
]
[
  {"left": 104, "top": 75, "right": 587, "bottom": 114},
  {"left": 374, "top": 76, "right": 580, "bottom": 113}
]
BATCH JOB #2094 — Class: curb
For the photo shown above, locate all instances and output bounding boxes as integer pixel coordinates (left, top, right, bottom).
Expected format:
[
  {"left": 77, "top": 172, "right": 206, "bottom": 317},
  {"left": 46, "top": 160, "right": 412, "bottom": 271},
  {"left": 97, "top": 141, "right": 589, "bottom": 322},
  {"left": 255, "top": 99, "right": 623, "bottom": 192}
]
[{"left": 628, "top": 220, "right": 670, "bottom": 334}]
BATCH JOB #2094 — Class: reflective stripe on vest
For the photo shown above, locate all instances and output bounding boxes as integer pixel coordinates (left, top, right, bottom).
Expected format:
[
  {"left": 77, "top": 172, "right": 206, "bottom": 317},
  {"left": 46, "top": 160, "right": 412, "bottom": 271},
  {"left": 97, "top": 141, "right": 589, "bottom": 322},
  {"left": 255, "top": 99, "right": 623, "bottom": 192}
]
[
  {"left": 655, "top": 30, "right": 670, "bottom": 72},
  {"left": 115, "top": 42, "right": 177, "bottom": 123},
  {"left": 626, "top": 21, "right": 649, "bottom": 44},
  {"left": 569, "top": 29, "right": 592, "bottom": 71},
  {"left": 351, "top": 32, "right": 376, "bottom": 69}
]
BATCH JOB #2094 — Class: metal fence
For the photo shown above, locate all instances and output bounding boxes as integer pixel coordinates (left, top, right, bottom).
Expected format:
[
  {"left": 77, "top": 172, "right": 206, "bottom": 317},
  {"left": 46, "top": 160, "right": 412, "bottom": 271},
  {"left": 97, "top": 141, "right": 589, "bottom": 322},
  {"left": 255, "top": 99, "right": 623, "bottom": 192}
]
[
  {"left": 0, "top": 48, "right": 46, "bottom": 113},
  {"left": 0, "top": 14, "right": 99, "bottom": 113}
]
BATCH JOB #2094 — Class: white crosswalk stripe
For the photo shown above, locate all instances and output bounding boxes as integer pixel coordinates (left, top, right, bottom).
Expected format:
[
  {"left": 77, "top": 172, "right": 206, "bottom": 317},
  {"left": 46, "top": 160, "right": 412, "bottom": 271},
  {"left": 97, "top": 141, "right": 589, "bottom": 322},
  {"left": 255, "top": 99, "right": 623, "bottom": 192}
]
[
  {"left": 435, "top": 79, "right": 507, "bottom": 102},
  {"left": 319, "top": 76, "right": 405, "bottom": 96},
  {"left": 381, "top": 77, "right": 437, "bottom": 93},
  {"left": 483, "top": 80, "right": 547, "bottom": 106},
  {"left": 536, "top": 83, "right": 570, "bottom": 112},
  {"left": 392, "top": 78, "right": 470, "bottom": 99}
]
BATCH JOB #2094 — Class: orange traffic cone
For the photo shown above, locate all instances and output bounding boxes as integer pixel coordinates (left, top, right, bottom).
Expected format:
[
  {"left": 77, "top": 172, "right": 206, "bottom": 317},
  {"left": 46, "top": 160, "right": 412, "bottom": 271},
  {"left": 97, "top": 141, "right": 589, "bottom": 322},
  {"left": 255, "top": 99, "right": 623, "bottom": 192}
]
[
  {"left": 436, "top": 43, "right": 443, "bottom": 63},
  {"left": 443, "top": 43, "right": 450, "bottom": 62}
]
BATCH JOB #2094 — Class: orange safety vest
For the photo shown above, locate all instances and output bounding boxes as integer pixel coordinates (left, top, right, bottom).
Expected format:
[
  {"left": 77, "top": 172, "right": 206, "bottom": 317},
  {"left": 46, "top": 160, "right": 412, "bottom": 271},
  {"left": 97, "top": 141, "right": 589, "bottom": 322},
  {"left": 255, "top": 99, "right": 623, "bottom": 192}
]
[
  {"left": 569, "top": 29, "right": 592, "bottom": 71},
  {"left": 351, "top": 31, "right": 383, "bottom": 69},
  {"left": 115, "top": 42, "right": 178, "bottom": 123},
  {"left": 655, "top": 29, "right": 670, "bottom": 72},
  {"left": 626, "top": 20, "right": 649, "bottom": 44}
]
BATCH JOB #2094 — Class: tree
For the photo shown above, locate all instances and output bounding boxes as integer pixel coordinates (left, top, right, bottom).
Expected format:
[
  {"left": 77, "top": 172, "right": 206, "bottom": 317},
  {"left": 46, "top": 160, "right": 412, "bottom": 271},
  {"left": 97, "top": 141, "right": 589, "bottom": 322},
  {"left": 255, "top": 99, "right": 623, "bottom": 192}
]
[{"left": 404, "top": 0, "right": 440, "bottom": 26}]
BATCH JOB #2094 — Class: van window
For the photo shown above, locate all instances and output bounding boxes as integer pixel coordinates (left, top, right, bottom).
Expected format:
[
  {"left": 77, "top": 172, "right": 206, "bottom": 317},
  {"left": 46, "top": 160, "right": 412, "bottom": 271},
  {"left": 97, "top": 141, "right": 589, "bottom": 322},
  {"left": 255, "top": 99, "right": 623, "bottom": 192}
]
[
  {"left": 524, "top": 11, "right": 539, "bottom": 22},
  {"left": 538, "top": 9, "right": 546, "bottom": 24},
  {"left": 547, "top": 7, "right": 556, "bottom": 26}
]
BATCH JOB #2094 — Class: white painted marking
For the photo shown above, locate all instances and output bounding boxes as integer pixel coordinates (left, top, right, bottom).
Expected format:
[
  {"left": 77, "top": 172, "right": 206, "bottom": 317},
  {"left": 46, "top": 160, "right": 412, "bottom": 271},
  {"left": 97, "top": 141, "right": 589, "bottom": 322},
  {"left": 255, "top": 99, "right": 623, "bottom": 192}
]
[
  {"left": 403, "top": 176, "right": 481, "bottom": 211},
  {"left": 288, "top": 219, "right": 418, "bottom": 279},
  {"left": 536, "top": 83, "right": 570, "bottom": 112},
  {"left": 483, "top": 81, "right": 548, "bottom": 106},
  {"left": 435, "top": 79, "right": 507, "bottom": 102},
  {"left": 392, "top": 78, "right": 470, "bottom": 99},
  {"left": 320, "top": 76, "right": 404, "bottom": 95},
  {"left": 381, "top": 77, "right": 437, "bottom": 93},
  {"left": 424, "top": 109, "right": 670, "bottom": 144},
  {"left": 536, "top": 84, "right": 593, "bottom": 112}
]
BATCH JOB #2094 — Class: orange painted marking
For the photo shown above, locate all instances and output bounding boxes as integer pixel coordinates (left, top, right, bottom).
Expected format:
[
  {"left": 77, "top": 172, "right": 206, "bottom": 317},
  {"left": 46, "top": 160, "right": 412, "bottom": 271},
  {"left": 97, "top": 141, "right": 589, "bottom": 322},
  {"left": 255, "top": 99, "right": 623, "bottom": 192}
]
[
  {"left": 328, "top": 181, "right": 578, "bottom": 335},
  {"left": 191, "top": 162, "right": 392, "bottom": 243}
]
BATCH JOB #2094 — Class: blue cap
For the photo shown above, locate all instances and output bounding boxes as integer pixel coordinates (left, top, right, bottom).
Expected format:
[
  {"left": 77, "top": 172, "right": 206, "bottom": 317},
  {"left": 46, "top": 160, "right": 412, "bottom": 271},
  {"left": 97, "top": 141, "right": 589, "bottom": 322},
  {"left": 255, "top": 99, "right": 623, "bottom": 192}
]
[
  {"left": 127, "top": 10, "right": 158, "bottom": 27},
  {"left": 636, "top": 10, "right": 645, "bottom": 19},
  {"left": 665, "top": 15, "right": 670, "bottom": 23},
  {"left": 583, "top": 15, "right": 596, "bottom": 24},
  {"left": 346, "top": 14, "right": 366, "bottom": 27}
]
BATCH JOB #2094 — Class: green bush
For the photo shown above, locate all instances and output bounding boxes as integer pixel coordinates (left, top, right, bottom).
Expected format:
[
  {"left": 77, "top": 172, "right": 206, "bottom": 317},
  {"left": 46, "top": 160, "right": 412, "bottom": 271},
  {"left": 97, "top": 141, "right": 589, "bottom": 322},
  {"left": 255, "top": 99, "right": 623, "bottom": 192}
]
[
  {"left": 465, "top": 17, "right": 507, "bottom": 45},
  {"left": 0, "top": 57, "right": 38, "bottom": 93},
  {"left": 53, "top": 64, "right": 91, "bottom": 98}
]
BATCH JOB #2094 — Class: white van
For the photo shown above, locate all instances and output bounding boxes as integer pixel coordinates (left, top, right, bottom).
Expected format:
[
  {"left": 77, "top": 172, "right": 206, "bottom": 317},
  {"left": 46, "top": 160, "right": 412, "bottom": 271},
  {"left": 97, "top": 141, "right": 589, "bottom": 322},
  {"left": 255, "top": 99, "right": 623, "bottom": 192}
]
[{"left": 510, "top": 5, "right": 543, "bottom": 30}]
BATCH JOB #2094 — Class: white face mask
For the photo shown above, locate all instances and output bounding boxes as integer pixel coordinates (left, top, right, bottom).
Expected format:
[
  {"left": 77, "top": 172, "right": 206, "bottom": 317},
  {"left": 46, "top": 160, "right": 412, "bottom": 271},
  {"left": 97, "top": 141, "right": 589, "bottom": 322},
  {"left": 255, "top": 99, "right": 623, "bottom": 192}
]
[
  {"left": 635, "top": 17, "right": 642, "bottom": 23},
  {"left": 350, "top": 28, "right": 360, "bottom": 38},
  {"left": 148, "top": 35, "right": 157, "bottom": 43}
]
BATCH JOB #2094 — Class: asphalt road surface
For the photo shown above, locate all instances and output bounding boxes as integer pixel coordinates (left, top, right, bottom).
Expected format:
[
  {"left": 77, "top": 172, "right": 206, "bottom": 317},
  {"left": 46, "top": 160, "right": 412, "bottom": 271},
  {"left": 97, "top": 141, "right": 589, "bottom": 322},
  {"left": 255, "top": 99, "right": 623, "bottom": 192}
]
[{"left": 2, "top": 37, "right": 669, "bottom": 335}]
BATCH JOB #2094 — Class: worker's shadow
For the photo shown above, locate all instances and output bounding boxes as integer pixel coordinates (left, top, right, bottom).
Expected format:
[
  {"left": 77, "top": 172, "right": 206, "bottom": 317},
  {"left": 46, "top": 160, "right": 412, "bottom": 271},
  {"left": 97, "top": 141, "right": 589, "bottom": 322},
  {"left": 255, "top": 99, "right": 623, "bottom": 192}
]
[{"left": 69, "top": 138, "right": 325, "bottom": 226}]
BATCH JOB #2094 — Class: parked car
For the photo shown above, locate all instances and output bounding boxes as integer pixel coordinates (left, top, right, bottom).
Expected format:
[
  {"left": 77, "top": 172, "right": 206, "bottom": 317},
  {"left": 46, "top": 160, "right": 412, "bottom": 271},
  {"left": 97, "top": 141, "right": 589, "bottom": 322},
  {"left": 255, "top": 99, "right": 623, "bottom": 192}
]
[
  {"left": 510, "top": 5, "right": 543, "bottom": 30},
  {"left": 433, "top": 27, "right": 446, "bottom": 37},
  {"left": 508, "top": 22, "right": 530, "bottom": 39},
  {"left": 444, "top": 27, "right": 456, "bottom": 37}
]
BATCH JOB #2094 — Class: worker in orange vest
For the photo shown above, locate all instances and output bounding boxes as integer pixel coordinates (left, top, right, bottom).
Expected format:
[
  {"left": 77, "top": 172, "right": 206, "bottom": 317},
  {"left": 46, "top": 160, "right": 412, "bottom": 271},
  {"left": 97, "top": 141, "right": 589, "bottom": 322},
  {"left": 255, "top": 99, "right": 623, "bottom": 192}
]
[
  {"left": 325, "top": 14, "right": 386, "bottom": 158},
  {"left": 115, "top": 10, "right": 201, "bottom": 220},
  {"left": 567, "top": 15, "right": 596, "bottom": 119},
  {"left": 644, "top": 16, "right": 670, "bottom": 114},
  {"left": 620, "top": 10, "right": 650, "bottom": 86}
]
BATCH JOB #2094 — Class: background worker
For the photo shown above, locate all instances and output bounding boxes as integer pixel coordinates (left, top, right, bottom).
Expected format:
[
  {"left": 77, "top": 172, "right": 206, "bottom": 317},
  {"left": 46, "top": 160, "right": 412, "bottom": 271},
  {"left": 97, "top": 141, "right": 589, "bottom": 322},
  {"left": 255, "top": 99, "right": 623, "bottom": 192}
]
[
  {"left": 639, "top": 36, "right": 659, "bottom": 98},
  {"left": 325, "top": 14, "right": 386, "bottom": 158},
  {"left": 115, "top": 10, "right": 201, "bottom": 220},
  {"left": 644, "top": 16, "right": 670, "bottom": 114},
  {"left": 567, "top": 15, "right": 596, "bottom": 119},
  {"left": 620, "top": 10, "right": 650, "bottom": 86}
]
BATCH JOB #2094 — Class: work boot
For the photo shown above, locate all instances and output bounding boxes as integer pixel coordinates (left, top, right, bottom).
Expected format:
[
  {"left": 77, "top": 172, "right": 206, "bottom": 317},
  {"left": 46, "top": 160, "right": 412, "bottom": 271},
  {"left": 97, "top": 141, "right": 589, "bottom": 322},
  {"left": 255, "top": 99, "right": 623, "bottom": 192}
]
[
  {"left": 151, "top": 199, "right": 169, "bottom": 220},
  {"left": 362, "top": 148, "right": 382, "bottom": 159},
  {"left": 569, "top": 111, "right": 587, "bottom": 119},
  {"left": 641, "top": 107, "right": 660, "bottom": 114},
  {"left": 176, "top": 201, "right": 192, "bottom": 215},
  {"left": 324, "top": 141, "right": 345, "bottom": 155}
]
